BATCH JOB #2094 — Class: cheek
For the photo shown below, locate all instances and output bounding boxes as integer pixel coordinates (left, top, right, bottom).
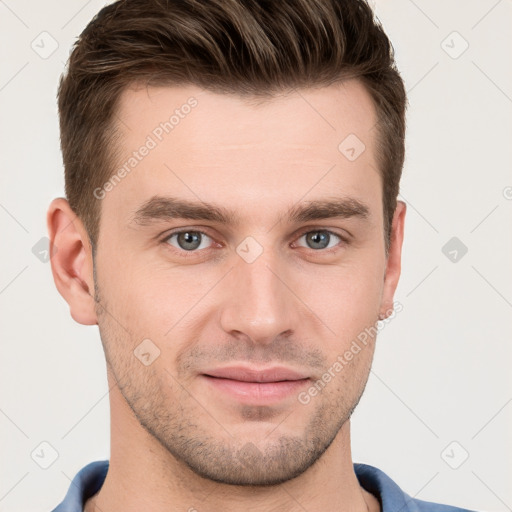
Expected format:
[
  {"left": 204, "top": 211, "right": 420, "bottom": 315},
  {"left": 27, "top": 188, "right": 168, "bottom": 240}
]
[
  {"left": 98, "top": 243, "right": 188, "bottom": 322},
  {"left": 99, "top": 258, "right": 220, "bottom": 366},
  {"left": 297, "top": 255, "right": 384, "bottom": 343}
]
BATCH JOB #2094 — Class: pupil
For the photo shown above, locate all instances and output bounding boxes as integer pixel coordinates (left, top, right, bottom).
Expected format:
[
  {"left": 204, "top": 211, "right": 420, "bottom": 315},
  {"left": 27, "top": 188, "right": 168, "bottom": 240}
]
[
  {"left": 178, "top": 232, "right": 201, "bottom": 250},
  {"left": 307, "top": 231, "right": 329, "bottom": 249}
]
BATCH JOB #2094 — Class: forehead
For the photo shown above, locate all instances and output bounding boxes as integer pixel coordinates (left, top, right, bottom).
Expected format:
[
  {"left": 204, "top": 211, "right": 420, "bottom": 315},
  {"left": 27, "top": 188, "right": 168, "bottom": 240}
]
[
  {"left": 103, "top": 80, "right": 381, "bottom": 228},
  {"left": 116, "top": 79, "right": 378, "bottom": 151}
]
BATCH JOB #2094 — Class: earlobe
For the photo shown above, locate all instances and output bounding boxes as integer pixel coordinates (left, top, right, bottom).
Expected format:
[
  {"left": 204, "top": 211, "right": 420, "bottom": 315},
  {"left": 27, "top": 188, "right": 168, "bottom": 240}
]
[
  {"left": 47, "top": 198, "right": 98, "bottom": 326},
  {"left": 379, "top": 200, "right": 406, "bottom": 319}
]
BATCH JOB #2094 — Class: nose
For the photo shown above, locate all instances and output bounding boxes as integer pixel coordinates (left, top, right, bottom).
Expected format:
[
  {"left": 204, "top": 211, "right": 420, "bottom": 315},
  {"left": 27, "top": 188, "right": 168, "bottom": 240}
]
[{"left": 219, "top": 248, "right": 302, "bottom": 346}]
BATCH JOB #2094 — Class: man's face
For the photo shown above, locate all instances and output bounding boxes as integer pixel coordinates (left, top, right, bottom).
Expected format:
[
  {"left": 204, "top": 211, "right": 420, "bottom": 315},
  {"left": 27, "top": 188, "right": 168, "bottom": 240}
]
[{"left": 92, "top": 80, "right": 401, "bottom": 485}]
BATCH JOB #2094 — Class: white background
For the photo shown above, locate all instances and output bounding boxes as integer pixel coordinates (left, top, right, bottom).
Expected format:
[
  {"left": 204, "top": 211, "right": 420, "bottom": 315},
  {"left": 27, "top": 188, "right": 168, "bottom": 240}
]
[{"left": 0, "top": 1, "right": 511, "bottom": 511}]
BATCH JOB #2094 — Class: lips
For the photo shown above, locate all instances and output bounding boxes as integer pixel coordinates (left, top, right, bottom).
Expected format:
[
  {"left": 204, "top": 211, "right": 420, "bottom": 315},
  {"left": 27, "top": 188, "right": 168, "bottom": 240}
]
[
  {"left": 201, "top": 366, "right": 311, "bottom": 403},
  {"left": 202, "top": 366, "right": 309, "bottom": 383}
]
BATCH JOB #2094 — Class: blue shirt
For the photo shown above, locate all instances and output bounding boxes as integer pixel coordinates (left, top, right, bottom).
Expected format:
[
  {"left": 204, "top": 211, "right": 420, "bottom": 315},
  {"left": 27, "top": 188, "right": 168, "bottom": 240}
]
[{"left": 51, "top": 460, "right": 476, "bottom": 512}]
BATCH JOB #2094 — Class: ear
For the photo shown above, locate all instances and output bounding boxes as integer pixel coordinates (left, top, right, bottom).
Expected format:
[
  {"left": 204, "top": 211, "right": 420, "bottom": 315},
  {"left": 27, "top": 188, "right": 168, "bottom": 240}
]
[
  {"left": 379, "top": 200, "right": 406, "bottom": 319},
  {"left": 47, "top": 198, "right": 98, "bottom": 325}
]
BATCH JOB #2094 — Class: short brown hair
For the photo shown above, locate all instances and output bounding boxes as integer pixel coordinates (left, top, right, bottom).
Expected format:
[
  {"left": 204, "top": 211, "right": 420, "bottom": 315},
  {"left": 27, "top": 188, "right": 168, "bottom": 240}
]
[{"left": 58, "top": 0, "right": 407, "bottom": 253}]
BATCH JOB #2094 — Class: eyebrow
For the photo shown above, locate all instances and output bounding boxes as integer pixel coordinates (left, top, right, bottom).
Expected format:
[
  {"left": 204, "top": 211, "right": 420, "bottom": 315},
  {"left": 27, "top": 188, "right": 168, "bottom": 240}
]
[{"left": 130, "top": 195, "right": 370, "bottom": 227}]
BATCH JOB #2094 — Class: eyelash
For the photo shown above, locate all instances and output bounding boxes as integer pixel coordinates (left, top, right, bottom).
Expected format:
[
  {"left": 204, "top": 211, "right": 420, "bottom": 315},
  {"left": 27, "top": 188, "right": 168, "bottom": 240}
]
[{"left": 160, "top": 228, "right": 349, "bottom": 258}]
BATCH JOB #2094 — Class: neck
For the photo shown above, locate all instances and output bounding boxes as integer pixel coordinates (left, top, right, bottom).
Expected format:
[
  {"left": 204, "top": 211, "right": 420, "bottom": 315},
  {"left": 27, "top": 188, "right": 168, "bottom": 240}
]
[{"left": 85, "top": 381, "right": 380, "bottom": 512}]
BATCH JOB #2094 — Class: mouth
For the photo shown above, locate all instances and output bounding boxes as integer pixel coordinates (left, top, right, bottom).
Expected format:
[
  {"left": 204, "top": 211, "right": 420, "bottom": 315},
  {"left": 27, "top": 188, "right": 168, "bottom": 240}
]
[{"left": 201, "top": 365, "right": 311, "bottom": 403}]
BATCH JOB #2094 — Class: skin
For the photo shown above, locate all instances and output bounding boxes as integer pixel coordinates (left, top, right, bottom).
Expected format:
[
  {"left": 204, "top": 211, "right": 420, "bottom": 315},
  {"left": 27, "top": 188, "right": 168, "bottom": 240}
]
[{"left": 48, "top": 79, "right": 406, "bottom": 512}]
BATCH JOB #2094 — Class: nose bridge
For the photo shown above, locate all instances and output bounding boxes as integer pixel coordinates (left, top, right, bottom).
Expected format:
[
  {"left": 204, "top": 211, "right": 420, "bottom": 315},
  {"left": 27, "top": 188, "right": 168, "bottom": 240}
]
[{"left": 219, "top": 241, "right": 297, "bottom": 343}]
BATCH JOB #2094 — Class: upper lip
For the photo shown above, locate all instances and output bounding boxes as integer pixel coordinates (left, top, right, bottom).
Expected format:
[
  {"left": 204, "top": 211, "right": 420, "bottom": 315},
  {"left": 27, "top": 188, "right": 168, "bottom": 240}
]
[{"left": 202, "top": 366, "right": 309, "bottom": 383}]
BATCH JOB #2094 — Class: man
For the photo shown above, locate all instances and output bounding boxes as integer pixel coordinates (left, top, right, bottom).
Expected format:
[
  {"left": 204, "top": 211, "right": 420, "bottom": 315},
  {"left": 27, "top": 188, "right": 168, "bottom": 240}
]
[{"left": 48, "top": 0, "right": 475, "bottom": 511}]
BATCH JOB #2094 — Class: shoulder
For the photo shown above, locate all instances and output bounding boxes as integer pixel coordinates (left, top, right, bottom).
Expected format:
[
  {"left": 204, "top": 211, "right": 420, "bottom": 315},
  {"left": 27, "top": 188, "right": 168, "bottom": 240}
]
[
  {"left": 354, "top": 463, "right": 477, "bottom": 512},
  {"left": 51, "top": 460, "right": 109, "bottom": 512}
]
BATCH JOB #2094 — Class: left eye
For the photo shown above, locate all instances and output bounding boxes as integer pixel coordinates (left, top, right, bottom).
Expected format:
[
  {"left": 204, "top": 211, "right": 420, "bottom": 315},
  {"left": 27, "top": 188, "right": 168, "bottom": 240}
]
[
  {"left": 296, "top": 230, "right": 342, "bottom": 250},
  {"left": 164, "top": 231, "right": 213, "bottom": 251}
]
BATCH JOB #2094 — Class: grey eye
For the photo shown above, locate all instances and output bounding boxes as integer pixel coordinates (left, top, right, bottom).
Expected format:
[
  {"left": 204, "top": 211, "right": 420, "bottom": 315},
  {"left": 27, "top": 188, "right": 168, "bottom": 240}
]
[
  {"left": 298, "top": 231, "right": 341, "bottom": 250},
  {"left": 166, "top": 231, "right": 212, "bottom": 251}
]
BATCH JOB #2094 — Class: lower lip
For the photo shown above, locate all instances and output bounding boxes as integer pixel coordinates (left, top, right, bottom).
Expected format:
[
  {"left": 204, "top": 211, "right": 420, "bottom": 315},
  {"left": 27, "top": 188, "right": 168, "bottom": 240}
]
[{"left": 202, "top": 375, "right": 310, "bottom": 403}]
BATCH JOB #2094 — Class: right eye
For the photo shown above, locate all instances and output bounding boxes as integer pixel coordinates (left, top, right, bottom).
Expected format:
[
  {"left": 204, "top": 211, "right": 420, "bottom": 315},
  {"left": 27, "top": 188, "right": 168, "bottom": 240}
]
[{"left": 162, "top": 230, "right": 214, "bottom": 252}]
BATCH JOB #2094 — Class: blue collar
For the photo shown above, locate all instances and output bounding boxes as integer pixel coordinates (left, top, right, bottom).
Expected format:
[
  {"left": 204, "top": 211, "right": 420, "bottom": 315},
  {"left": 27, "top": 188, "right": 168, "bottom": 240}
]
[{"left": 51, "top": 460, "right": 475, "bottom": 512}]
